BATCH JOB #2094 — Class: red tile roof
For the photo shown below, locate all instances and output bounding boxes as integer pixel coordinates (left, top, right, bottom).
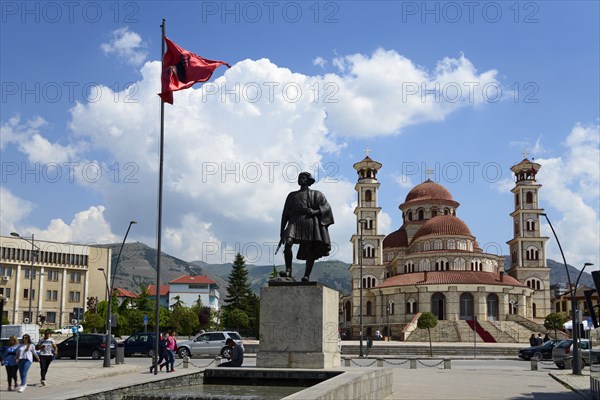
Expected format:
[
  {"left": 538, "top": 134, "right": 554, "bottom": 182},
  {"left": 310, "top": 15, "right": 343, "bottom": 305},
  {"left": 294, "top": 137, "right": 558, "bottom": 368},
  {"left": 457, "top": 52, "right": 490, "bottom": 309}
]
[
  {"left": 377, "top": 271, "right": 525, "bottom": 288},
  {"left": 383, "top": 227, "right": 409, "bottom": 248},
  {"left": 114, "top": 288, "right": 138, "bottom": 298},
  {"left": 412, "top": 215, "right": 473, "bottom": 241},
  {"left": 169, "top": 275, "right": 216, "bottom": 285},
  {"left": 403, "top": 179, "right": 459, "bottom": 207},
  {"left": 147, "top": 284, "right": 170, "bottom": 296}
]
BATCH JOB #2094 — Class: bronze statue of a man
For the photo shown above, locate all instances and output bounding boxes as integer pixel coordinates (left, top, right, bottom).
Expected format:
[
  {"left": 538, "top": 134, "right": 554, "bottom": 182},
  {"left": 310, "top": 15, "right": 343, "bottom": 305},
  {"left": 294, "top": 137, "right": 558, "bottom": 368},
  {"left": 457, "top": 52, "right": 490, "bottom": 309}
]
[{"left": 279, "top": 172, "right": 334, "bottom": 282}]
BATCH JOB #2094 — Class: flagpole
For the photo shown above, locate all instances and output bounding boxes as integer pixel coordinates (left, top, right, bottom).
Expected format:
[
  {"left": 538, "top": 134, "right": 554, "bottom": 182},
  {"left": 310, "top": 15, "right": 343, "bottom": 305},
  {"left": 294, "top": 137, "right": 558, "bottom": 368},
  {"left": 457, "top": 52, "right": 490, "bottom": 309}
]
[{"left": 153, "top": 17, "right": 166, "bottom": 375}]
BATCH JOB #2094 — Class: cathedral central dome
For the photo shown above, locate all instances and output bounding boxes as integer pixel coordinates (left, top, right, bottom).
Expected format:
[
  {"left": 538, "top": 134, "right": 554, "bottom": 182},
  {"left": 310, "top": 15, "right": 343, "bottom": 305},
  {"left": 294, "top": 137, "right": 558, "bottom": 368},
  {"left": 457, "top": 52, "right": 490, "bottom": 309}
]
[
  {"left": 405, "top": 179, "right": 455, "bottom": 203},
  {"left": 412, "top": 215, "right": 473, "bottom": 241}
]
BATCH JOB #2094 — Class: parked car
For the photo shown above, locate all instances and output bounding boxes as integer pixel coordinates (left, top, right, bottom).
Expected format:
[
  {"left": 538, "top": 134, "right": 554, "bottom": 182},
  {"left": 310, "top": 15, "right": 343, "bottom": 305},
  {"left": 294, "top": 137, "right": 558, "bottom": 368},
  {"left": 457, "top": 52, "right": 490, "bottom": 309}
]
[
  {"left": 55, "top": 334, "right": 116, "bottom": 360},
  {"left": 518, "top": 340, "right": 561, "bottom": 361},
  {"left": 123, "top": 332, "right": 155, "bottom": 357},
  {"left": 54, "top": 325, "right": 83, "bottom": 335},
  {"left": 177, "top": 331, "right": 243, "bottom": 358},
  {"left": 552, "top": 339, "right": 591, "bottom": 369}
]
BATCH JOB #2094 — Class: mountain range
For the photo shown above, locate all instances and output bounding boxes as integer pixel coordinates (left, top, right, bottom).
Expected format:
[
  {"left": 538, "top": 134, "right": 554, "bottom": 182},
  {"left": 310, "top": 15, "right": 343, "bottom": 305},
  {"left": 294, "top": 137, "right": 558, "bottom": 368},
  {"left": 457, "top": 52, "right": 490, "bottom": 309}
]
[{"left": 108, "top": 242, "right": 596, "bottom": 300}]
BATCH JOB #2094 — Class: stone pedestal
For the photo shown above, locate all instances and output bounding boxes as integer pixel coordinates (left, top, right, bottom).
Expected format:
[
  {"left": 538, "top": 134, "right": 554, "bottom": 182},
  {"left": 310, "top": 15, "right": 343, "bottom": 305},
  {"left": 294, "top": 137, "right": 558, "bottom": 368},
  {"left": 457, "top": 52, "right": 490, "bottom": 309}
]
[{"left": 257, "top": 282, "right": 341, "bottom": 369}]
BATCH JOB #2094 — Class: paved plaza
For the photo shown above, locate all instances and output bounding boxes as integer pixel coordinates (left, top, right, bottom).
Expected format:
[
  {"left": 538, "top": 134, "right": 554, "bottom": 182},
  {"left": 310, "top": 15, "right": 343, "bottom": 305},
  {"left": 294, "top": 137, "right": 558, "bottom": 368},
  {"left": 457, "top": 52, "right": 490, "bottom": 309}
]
[{"left": 0, "top": 344, "right": 592, "bottom": 400}]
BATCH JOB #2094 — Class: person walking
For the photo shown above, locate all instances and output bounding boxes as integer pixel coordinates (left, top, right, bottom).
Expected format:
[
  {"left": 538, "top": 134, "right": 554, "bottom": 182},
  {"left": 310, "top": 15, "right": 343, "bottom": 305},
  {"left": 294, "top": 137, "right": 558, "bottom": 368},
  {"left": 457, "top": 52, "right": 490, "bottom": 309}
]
[
  {"left": 167, "top": 330, "right": 177, "bottom": 372},
  {"left": 37, "top": 329, "right": 58, "bottom": 386},
  {"left": 1, "top": 336, "right": 19, "bottom": 391},
  {"left": 160, "top": 332, "right": 176, "bottom": 372},
  {"left": 16, "top": 334, "right": 40, "bottom": 392}
]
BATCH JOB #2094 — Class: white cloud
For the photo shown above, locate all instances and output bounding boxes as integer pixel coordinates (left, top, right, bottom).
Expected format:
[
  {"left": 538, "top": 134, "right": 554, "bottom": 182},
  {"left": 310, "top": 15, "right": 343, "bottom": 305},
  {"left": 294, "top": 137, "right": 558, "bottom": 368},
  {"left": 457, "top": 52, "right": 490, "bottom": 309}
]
[
  {"left": 392, "top": 173, "right": 416, "bottom": 189},
  {"left": 324, "top": 50, "right": 499, "bottom": 137},
  {"left": 4, "top": 48, "right": 507, "bottom": 265},
  {"left": 100, "top": 27, "right": 148, "bottom": 66},
  {"left": 0, "top": 115, "right": 79, "bottom": 164},
  {"left": 0, "top": 187, "right": 34, "bottom": 234},
  {"left": 538, "top": 123, "right": 600, "bottom": 269},
  {"left": 313, "top": 57, "right": 327, "bottom": 68}
]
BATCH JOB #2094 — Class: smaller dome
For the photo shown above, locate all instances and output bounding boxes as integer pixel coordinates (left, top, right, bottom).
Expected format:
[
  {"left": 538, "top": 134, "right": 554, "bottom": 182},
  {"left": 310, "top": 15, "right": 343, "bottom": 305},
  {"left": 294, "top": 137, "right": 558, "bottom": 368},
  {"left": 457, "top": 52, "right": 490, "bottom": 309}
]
[
  {"left": 412, "top": 215, "right": 473, "bottom": 241},
  {"left": 383, "top": 227, "right": 408, "bottom": 248},
  {"left": 403, "top": 179, "right": 458, "bottom": 207}
]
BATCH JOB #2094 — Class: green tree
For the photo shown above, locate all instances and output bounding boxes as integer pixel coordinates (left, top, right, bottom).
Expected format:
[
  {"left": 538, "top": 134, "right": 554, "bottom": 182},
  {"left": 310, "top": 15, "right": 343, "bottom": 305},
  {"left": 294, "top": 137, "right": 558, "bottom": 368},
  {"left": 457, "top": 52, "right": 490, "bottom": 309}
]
[
  {"left": 269, "top": 265, "right": 279, "bottom": 279},
  {"left": 170, "top": 306, "right": 200, "bottom": 336},
  {"left": 170, "top": 295, "right": 185, "bottom": 310},
  {"left": 223, "top": 253, "right": 254, "bottom": 312},
  {"left": 134, "top": 285, "right": 153, "bottom": 314},
  {"left": 544, "top": 313, "right": 567, "bottom": 339},
  {"left": 223, "top": 308, "right": 249, "bottom": 331},
  {"left": 417, "top": 312, "right": 438, "bottom": 357},
  {"left": 83, "top": 311, "right": 104, "bottom": 333}
]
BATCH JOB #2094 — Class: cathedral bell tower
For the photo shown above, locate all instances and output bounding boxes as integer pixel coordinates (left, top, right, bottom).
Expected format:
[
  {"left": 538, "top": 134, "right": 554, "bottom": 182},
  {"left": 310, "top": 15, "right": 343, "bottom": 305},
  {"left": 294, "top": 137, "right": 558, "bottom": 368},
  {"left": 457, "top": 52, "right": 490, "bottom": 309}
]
[
  {"left": 506, "top": 155, "right": 551, "bottom": 320},
  {"left": 351, "top": 152, "right": 385, "bottom": 267}
]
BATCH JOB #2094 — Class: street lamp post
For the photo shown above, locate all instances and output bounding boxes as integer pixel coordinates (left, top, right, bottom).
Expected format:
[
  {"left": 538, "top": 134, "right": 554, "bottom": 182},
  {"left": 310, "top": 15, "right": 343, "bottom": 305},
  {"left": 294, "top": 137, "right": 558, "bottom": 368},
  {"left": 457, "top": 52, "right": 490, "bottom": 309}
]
[
  {"left": 103, "top": 220, "right": 136, "bottom": 368},
  {"left": 358, "top": 218, "right": 367, "bottom": 357},
  {"left": 10, "top": 233, "right": 39, "bottom": 324},
  {"left": 541, "top": 213, "right": 584, "bottom": 375}
]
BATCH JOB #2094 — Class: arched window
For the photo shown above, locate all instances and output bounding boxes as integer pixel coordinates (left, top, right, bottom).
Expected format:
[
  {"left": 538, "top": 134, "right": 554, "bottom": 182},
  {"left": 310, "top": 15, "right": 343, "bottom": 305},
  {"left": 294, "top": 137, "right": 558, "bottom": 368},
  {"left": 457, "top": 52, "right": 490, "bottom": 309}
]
[
  {"left": 406, "top": 298, "right": 417, "bottom": 314},
  {"left": 436, "top": 258, "right": 449, "bottom": 271},
  {"left": 448, "top": 239, "right": 456, "bottom": 250},
  {"left": 431, "top": 208, "right": 438, "bottom": 218},
  {"left": 418, "top": 209, "right": 424, "bottom": 220},
  {"left": 363, "top": 245, "right": 376, "bottom": 259},
  {"left": 404, "top": 261, "right": 415, "bottom": 273},
  {"left": 467, "top": 241, "right": 473, "bottom": 251},
  {"left": 526, "top": 247, "right": 539, "bottom": 260},
  {"left": 424, "top": 241, "right": 431, "bottom": 251},
  {"left": 526, "top": 192, "right": 533, "bottom": 204},
  {"left": 419, "top": 259, "right": 430, "bottom": 271},
  {"left": 526, "top": 219, "right": 536, "bottom": 231},
  {"left": 366, "top": 301, "right": 372, "bottom": 316},
  {"left": 454, "top": 258, "right": 466, "bottom": 270},
  {"left": 509, "top": 300, "right": 517, "bottom": 315},
  {"left": 444, "top": 208, "right": 450, "bottom": 215},
  {"left": 460, "top": 293, "right": 474, "bottom": 320},
  {"left": 487, "top": 293, "right": 499, "bottom": 321},
  {"left": 434, "top": 240, "right": 442, "bottom": 250},
  {"left": 365, "top": 189, "right": 372, "bottom": 202},
  {"left": 457, "top": 240, "right": 467, "bottom": 250},
  {"left": 345, "top": 301, "right": 351, "bottom": 321},
  {"left": 431, "top": 293, "right": 445, "bottom": 320},
  {"left": 408, "top": 211, "right": 413, "bottom": 221},
  {"left": 515, "top": 193, "right": 519, "bottom": 207},
  {"left": 532, "top": 303, "right": 537, "bottom": 318},
  {"left": 526, "top": 278, "right": 543, "bottom": 290}
]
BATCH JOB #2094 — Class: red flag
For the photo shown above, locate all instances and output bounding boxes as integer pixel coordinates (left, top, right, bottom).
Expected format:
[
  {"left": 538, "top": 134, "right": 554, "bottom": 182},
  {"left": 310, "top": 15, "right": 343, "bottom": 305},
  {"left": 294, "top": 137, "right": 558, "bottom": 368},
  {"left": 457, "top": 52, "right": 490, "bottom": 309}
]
[{"left": 159, "top": 36, "right": 230, "bottom": 104}]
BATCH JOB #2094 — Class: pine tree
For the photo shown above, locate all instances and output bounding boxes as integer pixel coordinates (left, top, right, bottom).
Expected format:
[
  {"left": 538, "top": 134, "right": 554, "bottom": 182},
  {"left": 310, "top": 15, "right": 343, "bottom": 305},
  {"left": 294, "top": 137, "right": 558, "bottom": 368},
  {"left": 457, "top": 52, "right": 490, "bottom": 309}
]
[{"left": 223, "top": 253, "right": 254, "bottom": 313}]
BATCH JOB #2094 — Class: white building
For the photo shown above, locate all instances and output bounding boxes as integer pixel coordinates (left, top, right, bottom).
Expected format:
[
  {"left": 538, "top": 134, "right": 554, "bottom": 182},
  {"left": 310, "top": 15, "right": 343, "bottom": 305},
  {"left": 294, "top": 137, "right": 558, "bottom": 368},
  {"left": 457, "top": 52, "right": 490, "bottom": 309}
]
[{"left": 168, "top": 275, "right": 220, "bottom": 310}]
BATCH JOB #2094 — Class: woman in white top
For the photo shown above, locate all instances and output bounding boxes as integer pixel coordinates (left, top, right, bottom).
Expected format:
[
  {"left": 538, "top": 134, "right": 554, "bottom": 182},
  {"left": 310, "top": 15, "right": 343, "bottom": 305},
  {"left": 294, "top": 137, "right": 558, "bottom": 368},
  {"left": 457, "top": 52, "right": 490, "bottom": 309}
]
[
  {"left": 37, "top": 329, "right": 58, "bottom": 386},
  {"left": 16, "top": 334, "right": 40, "bottom": 393}
]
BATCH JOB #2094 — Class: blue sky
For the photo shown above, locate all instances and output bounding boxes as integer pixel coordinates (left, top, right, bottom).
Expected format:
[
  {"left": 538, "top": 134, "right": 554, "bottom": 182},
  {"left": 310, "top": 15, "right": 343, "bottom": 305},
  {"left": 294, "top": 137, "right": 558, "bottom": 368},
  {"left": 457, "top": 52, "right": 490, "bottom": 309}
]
[{"left": 1, "top": 1, "right": 598, "bottom": 270}]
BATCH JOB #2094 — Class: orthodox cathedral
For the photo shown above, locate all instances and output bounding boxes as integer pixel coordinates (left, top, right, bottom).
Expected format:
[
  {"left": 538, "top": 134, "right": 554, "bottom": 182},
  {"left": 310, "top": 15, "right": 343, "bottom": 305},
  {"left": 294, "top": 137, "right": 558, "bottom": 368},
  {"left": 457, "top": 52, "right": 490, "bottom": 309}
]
[{"left": 342, "top": 154, "right": 551, "bottom": 341}]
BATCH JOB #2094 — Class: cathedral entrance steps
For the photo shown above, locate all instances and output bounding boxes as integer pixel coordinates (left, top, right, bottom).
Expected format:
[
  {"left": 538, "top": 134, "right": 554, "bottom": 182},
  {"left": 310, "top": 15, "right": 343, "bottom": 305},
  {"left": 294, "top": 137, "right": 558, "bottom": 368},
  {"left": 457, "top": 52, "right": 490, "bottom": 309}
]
[
  {"left": 405, "top": 321, "right": 460, "bottom": 342},
  {"left": 466, "top": 319, "right": 496, "bottom": 343},
  {"left": 403, "top": 320, "right": 541, "bottom": 343},
  {"left": 339, "top": 343, "right": 521, "bottom": 357},
  {"left": 478, "top": 320, "right": 518, "bottom": 343},
  {"left": 505, "top": 315, "right": 568, "bottom": 342}
]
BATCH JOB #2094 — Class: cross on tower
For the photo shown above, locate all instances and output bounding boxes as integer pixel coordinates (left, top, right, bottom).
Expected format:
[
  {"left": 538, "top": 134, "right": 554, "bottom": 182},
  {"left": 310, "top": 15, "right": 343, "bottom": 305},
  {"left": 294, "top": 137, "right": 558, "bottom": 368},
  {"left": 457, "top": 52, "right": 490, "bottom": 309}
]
[
  {"left": 522, "top": 148, "right": 529, "bottom": 159},
  {"left": 425, "top": 166, "right": 436, "bottom": 180},
  {"left": 364, "top": 147, "right": 372, "bottom": 157}
]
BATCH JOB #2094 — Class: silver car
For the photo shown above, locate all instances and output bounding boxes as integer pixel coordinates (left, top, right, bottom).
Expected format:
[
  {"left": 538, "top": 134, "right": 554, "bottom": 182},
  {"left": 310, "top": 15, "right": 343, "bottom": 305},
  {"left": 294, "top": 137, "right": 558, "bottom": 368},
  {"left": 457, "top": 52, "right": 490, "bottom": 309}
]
[
  {"left": 552, "top": 339, "right": 590, "bottom": 369},
  {"left": 177, "top": 331, "right": 244, "bottom": 358}
]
